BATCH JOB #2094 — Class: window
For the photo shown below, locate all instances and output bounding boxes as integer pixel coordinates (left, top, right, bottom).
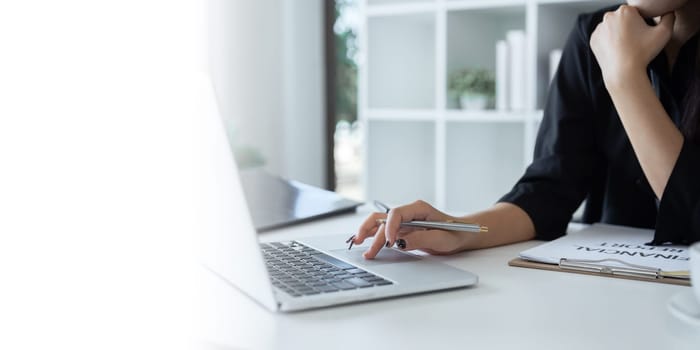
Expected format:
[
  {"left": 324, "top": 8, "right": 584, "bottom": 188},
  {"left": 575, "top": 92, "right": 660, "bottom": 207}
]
[{"left": 327, "top": 0, "right": 362, "bottom": 200}]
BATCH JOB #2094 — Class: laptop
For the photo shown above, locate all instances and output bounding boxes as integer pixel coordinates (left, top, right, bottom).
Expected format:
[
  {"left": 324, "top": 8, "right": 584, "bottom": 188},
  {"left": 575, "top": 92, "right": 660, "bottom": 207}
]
[
  {"left": 199, "top": 83, "right": 478, "bottom": 312},
  {"left": 239, "top": 168, "right": 362, "bottom": 232}
]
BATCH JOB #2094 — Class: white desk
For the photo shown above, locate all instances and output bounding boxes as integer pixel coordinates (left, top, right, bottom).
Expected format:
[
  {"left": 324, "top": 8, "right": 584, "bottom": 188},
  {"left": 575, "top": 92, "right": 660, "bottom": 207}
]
[{"left": 197, "top": 208, "right": 699, "bottom": 350}]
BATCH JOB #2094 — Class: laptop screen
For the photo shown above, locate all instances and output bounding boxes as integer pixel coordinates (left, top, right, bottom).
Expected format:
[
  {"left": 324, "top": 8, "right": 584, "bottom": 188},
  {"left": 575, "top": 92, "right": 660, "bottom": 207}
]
[{"left": 239, "top": 168, "right": 360, "bottom": 232}]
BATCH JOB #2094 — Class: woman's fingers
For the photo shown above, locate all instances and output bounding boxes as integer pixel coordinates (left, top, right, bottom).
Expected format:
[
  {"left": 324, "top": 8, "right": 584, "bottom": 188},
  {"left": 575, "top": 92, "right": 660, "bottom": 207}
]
[
  {"left": 362, "top": 224, "right": 387, "bottom": 259},
  {"left": 360, "top": 227, "right": 464, "bottom": 259},
  {"left": 652, "top": 11, "right": 675, "bottom": 46},
  {"left": 353, "top": 200, "right": 453, "bottom": 259},
  {"left": 590, "top": 4, "right": 675, "bottom": 85},
  {"left": 395, "top": 230, "right": 463, "bottom": 255},
  {"left": 384, "top": 200, "right": 434, "bottom": 246},
  {"left": 353, "top": 212, "right": 387, "bottom": 245}
]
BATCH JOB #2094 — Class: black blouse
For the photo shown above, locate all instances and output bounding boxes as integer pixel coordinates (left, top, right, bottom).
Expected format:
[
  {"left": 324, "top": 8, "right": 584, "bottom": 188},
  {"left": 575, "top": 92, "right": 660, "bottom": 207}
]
[{"left": 499, "top": 5, "right": 700, "bottom": 245}]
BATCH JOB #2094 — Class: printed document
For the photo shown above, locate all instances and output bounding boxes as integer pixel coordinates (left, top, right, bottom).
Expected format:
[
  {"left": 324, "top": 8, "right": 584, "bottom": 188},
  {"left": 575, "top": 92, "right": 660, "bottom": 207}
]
[{"left": 519, "top": 224, "right": 690, "bottom": 272}]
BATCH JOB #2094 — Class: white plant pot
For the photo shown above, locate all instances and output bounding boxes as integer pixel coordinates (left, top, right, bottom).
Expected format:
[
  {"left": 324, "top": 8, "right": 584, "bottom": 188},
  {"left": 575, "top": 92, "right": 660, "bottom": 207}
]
[{"left": 459, "top": 93, "right": 490, "bottom": 110}]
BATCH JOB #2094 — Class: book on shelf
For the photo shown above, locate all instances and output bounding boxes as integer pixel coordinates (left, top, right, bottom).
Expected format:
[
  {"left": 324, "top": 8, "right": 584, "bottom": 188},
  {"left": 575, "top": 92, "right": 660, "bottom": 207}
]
[
  {"left": 495, "top": 40, "right": 509, "bottom": 111},
  {"left": 494, "top": 30, "right": 527, "bottom": 112},
  {"left": 507, "top": 30, "right": 527, "bottom": 111}
]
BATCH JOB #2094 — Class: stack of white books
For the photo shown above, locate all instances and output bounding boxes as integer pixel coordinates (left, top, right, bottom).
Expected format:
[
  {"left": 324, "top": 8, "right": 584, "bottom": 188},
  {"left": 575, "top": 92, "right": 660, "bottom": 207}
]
[
  {"left": 495, "top": 30, "right": 527, "bottom": 111},
  {"left": 494, "top": 32, "right": 564, "bottom": 111}
]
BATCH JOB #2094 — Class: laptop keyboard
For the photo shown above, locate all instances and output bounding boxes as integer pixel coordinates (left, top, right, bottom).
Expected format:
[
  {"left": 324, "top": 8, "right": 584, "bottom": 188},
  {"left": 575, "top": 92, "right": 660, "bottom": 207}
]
[{"left": 260, "top": 241, "right": 393, "bottom": 297}]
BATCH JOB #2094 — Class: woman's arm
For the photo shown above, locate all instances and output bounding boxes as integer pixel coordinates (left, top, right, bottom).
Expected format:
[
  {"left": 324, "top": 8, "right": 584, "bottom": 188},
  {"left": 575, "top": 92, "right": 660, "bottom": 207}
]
[
  {"left": 591, "top": 5, "right": 700, "bottom": 244},
  {"left": 590, "top": 6, "right": 681, "bottom": 199},
  {"left": 352, "top": 201, "right": 535, "bottom": 259},
  {"left": 454, "top": 202, "right": 536, "bottom": 249},
  {"left": 605, "top": 72, "right": 683, "bottom": 199}
]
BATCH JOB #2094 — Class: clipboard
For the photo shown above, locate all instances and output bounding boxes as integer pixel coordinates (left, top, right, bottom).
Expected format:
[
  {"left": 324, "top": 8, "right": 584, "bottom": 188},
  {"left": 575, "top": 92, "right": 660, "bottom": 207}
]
[
  {"left": 509, "top": 224, "right": 691, "bottom": 286},
  {"left": 509, "top": 258, "right": 691, "bottom": 286}
]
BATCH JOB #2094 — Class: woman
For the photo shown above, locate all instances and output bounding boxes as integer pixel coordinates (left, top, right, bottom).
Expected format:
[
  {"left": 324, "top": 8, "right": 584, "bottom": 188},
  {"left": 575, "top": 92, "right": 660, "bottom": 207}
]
[{"left": 352, "top": 0, "right": 700, "bottom": 259}]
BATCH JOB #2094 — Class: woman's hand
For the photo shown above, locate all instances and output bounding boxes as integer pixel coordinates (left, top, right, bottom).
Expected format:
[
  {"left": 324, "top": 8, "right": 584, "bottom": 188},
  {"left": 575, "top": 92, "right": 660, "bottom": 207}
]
[
  {"left": 351, "top": 200, "right": 467, "bottom": 259},
  {"left": 590, "top": 5, "right": 674, "bottom": 88},
  {"left": 589, "top": 5, "right": 685, "bottom": 199}
]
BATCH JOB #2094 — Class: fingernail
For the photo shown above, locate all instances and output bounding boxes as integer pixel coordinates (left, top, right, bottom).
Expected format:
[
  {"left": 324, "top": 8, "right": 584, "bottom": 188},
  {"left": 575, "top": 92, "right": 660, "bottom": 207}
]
[
  {"left": 397, "top": 239, "right": 406, "bottom": 249},
  {"left": 345, "top": 234, "right": 356, "bottom": 243},
  {"left": 385, "top": 241, "right": 391, "bottom": 248}
]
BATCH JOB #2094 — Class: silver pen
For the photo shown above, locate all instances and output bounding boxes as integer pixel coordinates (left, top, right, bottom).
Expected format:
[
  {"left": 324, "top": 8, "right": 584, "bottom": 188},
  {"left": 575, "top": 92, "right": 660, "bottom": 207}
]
[
  {"left": 375, "top": 219, "right": 488, "bottom": 233},
  {"left": 373, "top": 200, "right": 487, "bottom": 233},
  {"left": 373, "top": 200, "right": 391, "bottom": 214}
]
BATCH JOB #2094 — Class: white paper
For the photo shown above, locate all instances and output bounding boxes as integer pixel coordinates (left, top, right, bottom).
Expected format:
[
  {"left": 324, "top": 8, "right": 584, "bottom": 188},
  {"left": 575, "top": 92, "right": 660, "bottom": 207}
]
[
  {"left": 495, "top": 40, "right": 509, "bottom": 111},
  {"left": 519, "top": 224, "right": 690, "bottom": 272}
]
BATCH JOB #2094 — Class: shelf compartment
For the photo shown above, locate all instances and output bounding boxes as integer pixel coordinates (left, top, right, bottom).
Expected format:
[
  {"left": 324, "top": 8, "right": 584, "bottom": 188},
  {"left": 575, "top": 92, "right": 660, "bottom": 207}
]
[
  {"left": 444, "top": 110, "right": 531, "bottom": 122},
  {"left": 367, "top": 13, "right": 436, "bottom": 109},
  {"left": 446, "top": 0, "right": 527, "bottom": 11},
  {"left": 366, "top": 120, "right": 436, "bottom": 204},
  {"left": 444, "top": 122, "right": 525, "bottom": 213},
  {"left": 366, "top": 2, "right": 435, "bottom": 17},
  {"left": 446, "top": 5, "right": 526, "bottom": 110},
  {"left": 368, "top": 0, "right": 433, "bottom": 6},
  {"left": 365, "top": 108, "right": 435, "bottom": 121}
]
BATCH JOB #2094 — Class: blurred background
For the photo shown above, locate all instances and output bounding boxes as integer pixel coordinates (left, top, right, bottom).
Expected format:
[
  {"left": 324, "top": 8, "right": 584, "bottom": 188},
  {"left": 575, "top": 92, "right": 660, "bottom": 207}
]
[
  {"left": 209, "top": 0, "right": 619, "bottom": 211},
  {"left": 0, "top": 1, "right": 634, "bottom": 349}
]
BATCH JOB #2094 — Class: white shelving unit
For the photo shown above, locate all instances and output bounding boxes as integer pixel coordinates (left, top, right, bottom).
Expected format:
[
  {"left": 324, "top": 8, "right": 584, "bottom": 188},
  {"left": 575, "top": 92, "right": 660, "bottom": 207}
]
[{"left": 359, "top": 0, "right": 617, "bottom": 213}]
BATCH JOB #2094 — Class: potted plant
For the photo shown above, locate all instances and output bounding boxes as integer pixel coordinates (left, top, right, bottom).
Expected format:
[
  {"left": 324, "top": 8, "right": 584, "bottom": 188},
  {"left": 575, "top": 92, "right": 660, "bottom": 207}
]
[{"left": 448, "top": 68, "right": 495, "bottom": 110}]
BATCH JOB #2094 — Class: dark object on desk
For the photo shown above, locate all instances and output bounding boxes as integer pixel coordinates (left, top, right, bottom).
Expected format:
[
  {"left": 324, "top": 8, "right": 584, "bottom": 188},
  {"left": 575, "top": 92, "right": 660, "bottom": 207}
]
[{"left": 239, "top": 169, "right": 361, "bottom": 232}]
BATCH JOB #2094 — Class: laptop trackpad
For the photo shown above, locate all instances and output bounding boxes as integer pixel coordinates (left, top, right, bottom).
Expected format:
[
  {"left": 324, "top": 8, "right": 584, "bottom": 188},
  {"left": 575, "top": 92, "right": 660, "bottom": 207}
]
[{"left": 331, "top": 248, "right": 421, "bottom": 266}]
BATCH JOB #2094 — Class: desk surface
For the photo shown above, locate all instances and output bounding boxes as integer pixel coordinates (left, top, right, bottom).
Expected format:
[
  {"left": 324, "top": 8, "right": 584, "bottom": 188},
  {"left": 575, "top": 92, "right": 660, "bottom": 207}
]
[{"left": 197, "top": 207, "right": 699, "bottom": 350}]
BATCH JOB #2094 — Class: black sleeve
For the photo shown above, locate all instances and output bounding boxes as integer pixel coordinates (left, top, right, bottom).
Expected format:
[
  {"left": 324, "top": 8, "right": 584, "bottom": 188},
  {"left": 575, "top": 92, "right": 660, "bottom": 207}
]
[
  {"left": 499, "top": 16, "right": 600, "bottom": 240},
  {"left": 653, "top": 140, "right": 700, "bottom": 244}
]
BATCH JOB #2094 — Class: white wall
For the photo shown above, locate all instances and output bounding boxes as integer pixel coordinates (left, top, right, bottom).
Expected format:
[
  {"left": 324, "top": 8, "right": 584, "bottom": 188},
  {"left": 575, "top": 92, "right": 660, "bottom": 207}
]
[
  {"left": 207, "top": 0, "right": 326, "bottom": 187},
  {"left": 1, "top": 1, "right": 203, "bottom": 348}
]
